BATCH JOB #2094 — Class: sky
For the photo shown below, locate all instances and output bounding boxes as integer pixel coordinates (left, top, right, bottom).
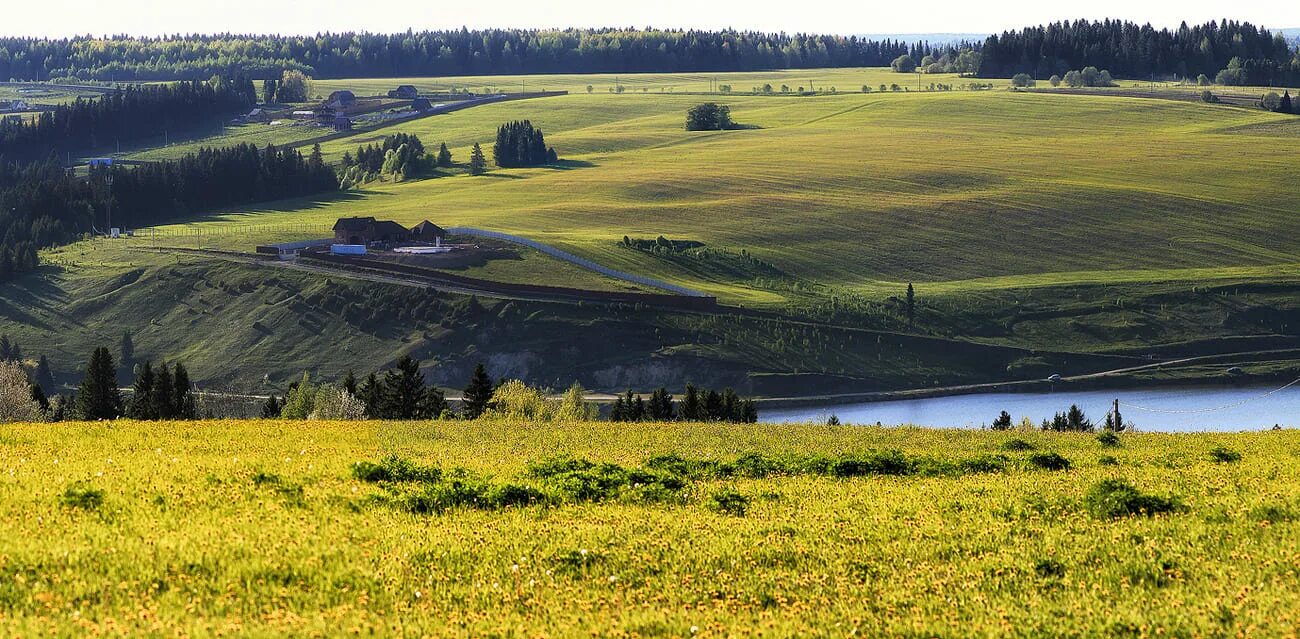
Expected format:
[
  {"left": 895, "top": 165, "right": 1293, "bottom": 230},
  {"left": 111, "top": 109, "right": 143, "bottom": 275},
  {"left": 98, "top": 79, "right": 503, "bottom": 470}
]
[{"left": 3, "top": 0, "right": 1298, "bottom": 38}]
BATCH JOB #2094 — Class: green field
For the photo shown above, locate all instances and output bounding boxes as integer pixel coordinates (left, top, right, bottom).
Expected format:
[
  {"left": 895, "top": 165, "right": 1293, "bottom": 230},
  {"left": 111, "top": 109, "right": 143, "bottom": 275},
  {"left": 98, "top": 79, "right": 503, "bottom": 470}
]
[
  {"left": 11, "top": 67, "right": 1300, "bottom": 392},
  {"left": 1, "top": 419, "right": 1298, "bottom": 635}
]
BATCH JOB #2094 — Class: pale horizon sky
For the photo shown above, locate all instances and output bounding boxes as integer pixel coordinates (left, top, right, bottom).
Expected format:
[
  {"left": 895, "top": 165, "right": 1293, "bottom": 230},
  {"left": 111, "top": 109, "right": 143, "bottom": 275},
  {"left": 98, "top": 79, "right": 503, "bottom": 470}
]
[{"left": 3, "top": 0, "right": 1298, "bottom": 38}]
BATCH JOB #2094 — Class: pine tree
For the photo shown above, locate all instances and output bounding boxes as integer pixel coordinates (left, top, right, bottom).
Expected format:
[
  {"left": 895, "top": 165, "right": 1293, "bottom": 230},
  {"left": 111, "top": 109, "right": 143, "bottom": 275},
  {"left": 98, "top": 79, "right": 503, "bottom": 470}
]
[
  {"left": 469, "top": 143, "right": 488, "bottom": 175},
  {"left": 647, "top": 387, "right": 675, "bottom": 420},
  {"left": 29, "top": 381, "right": 49, "bottom": 412},
  {"left": 721, "top": 388, "right": 740, "bottom": 422},
  {"left": 173, "top": 362, "right": 196, "bottom": 419},
  {"left": 1283, "top": 90, "right": 1294, "bottom": 115},
  {"left": 357, "top": 372, "right": 381, "bottom": 417},
  {"left": 381, "top": 355, "right": 426, "bottom": 419},
  {"left": 703, "top": 389, "right": 724, "bottom": 421},
  {"left": 342, "top": 369, "right": 357, "bottom": 396},
  {"left": 152, "top": 362, "right": 174, "bottom": 419},
  {"left": 127, "top": 361, "right": 157, "bottom": 420},
  {"left": 437, "top": 143, "right": 452, "bottom": 167},
  {"left": 609, "top": 393, "right": 627, "bottom": 422},
  {"left": 34, "top": 355, "right": 54, "bottom": 390},
  {"left": 905, "top": 283, "right": 916, "bottom": 329},
  {"left": 261, "top": 394, "right": 282, "bottom": 418},
  {"left": 421, "top": 387, "right": 450, "bottom": 419},
  {"left": 680, "top": 383, "right": 702, "bottom": 421},
  {"left": 76, "top": 347, "right": 122, "bottom": 420},
  {"left": 462, "top": 363, "right": 494, "bottom": 419},
  {"left": 120, "top": 331, "right": 134, "bottom": 366},
  {"left": 740, "top": 399, "right": 758, "bottom": 423}
]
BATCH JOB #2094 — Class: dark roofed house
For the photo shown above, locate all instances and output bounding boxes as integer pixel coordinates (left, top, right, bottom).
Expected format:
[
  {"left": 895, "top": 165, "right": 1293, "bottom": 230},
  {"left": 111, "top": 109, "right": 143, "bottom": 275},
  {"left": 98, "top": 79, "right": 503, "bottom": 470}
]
[
  {"left": 411, "top": 97, "right": 432, "bottom": 112},
  {"left": 327, "top": 90, "right": 357, "bottom": 109},
  {"left": 388, "top": 85, "right": 419, "bottom": 99},
  {"left": 410, "top": 220, "right": 447, "bottom": 244},
  {"left": 333, "top": 216, "right": 407, "bottom": 245},
  {"left": 333, "top": 114, "right": 353, "bottom": 131}
]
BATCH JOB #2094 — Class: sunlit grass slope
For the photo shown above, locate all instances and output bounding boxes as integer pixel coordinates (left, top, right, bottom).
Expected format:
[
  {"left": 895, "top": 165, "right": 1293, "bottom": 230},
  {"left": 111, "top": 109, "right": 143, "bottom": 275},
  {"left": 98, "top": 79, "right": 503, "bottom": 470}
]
[
  {"left": 151, "top": 86, "right": 1300, "bottom": 305},
  {"left": 1, "top": 420, "right": 1297, "bottom": 635}
]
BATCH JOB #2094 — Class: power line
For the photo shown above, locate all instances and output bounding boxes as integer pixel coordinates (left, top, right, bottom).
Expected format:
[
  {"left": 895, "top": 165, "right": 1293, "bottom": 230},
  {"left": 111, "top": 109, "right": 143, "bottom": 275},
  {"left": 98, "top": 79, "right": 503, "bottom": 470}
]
[{"left": 1118, "top": 376, "right": 1300, "bottom": 414}]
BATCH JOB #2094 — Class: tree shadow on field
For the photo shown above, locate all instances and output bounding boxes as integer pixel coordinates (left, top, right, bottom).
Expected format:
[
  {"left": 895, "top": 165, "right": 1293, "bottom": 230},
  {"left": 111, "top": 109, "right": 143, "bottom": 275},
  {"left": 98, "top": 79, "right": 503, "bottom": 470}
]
[
  {"left": 547, "top": 159, "right": 598, "bottom": 170},
  {"left": 482, "top": 173, "right": 526, "bottom": 180}
]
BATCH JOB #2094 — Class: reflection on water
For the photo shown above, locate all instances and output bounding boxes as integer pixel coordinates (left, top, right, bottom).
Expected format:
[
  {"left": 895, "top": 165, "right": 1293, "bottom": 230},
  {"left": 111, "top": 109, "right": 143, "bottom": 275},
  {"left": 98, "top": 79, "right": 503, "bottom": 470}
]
[{"left": 761, "top": 386, "right": 1299, "bottom": 432}]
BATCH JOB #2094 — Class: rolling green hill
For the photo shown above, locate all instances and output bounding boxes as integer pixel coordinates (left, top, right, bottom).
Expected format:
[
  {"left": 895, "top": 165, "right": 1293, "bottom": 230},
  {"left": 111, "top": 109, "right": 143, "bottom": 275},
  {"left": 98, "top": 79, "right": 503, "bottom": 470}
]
[{"left": 11, "top": 68, "right": 1300, "bottom": 393}]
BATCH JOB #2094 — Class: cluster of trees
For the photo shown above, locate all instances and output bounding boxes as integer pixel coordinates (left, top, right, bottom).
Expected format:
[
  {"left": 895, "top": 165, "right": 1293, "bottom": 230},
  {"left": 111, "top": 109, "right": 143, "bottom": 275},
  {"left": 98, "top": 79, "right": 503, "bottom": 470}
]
[
  {"left": 262, "top": 70, "right": 313, "bottom": 103},
  {"left": 0, "top": 143, "right": 337, "bottom": 283},
  {"left": 0, "top": 79, "right": 256, "bottom": 161},
  {"left": 1044, "top": 68, "right": 1117, "bottom": 88},
  {"left": 989, "top": 404, "right": 1126, "bottom": 432},
  {"left": 609, "top": 384, "right": 758, "bottom": 423},
  {"left": 979, "top": 20, "right": 1300, "bottom": 86},
  {"left": 685, "top": 103, "right": 734, "bottom": 131},
  {"left": 493, "top": 121, "right": 557, "bottom": 168},
  {"left": 107, "top": 143, "right": 339, "bottom": 229},
  {"left": 1260, "top": 91, "right": 1296, "bottom": 113},
  {"left": 0, "top": 31, "right": 963, "bottom": 81},
  {"left": 124, "top": 360, "right": 198, "bottom": 420},
  {"left": 340, "top": 133, "right": 451, "bottom": 185},
  {"left": 889, "top": 50, "right": 982, "bottom": 75}
]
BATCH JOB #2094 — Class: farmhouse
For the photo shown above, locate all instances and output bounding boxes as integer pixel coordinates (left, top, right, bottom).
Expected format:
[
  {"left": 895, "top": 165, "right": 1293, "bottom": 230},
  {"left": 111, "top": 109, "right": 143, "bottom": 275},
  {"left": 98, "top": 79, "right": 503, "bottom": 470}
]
[
  {"left": 327, "top": 90, "right": 357, "bottom": 109},
  {"left": 388, "top": 85, "right": 419, "bottom": 99},
  {"left": 411, "top": 97, "right": 433, "bottom": 112},
  {"left": 410, "top": 220, "right": 447, "bottom": 244}
]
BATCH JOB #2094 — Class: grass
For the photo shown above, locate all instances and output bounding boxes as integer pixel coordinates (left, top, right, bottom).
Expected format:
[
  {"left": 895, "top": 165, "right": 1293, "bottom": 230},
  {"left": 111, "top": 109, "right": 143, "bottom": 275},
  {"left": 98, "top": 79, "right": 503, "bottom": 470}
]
[{"left": 0, "top": 419, "right": 1297, "bottom": 635}]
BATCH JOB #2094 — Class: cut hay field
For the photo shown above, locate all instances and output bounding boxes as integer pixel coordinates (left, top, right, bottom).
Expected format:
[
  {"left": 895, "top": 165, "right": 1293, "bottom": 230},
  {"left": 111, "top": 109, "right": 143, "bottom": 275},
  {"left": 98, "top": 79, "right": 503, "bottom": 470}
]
[
  {"left": 138, "top": 81, "right": 1300, "bottom": 306},
  {"left": 1, "top": 419, "right": 1297, "bottom": 636}
]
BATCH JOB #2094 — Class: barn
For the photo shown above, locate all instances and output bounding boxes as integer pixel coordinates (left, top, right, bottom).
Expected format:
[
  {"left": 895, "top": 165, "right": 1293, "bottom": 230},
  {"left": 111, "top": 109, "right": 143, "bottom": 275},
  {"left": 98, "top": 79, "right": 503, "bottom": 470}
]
[
  {"left": 410, "top": 220, "right": 447, "bottom": 244},
  {"left": 333, "top": 217, "right": 409, "bottom": 245}
]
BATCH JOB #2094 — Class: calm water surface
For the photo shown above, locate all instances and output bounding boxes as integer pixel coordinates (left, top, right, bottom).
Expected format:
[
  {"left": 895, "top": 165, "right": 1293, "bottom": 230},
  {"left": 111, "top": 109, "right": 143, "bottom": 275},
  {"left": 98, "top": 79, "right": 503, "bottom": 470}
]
[{"left": 761, "top": 386, "right": 1300, "bottom": 432}]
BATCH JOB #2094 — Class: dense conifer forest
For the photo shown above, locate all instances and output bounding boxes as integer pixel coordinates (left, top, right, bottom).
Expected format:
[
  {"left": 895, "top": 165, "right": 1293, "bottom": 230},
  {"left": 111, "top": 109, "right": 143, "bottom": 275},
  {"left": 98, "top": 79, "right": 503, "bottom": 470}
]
[
  {"left": 0, "top": 30, "right": 942, "bottom": 81},
  {"left": 979, "top": 19, "right": 1300, "bottom": 85}
]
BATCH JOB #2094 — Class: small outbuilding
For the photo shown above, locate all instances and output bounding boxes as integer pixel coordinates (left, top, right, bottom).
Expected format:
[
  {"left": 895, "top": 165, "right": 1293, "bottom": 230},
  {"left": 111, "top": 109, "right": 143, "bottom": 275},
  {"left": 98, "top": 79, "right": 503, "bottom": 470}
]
[
  {"left": 411, "top": 97, "right": 432, "bottom": 112},
  {"left": 333, "top": 114, "right": 353, "bottom": 131}
]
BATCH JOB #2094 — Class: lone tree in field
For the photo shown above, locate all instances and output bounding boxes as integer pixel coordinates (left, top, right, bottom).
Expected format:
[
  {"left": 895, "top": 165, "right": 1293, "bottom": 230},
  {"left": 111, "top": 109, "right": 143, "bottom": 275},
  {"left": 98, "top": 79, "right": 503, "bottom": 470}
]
[
  {"left": 468, "top": 143, "right": 488, "bottom": 175},
  {"left": 77, "top": 347, "right": 122, "bottom": 420},
  {"left": 277, "top": 70, "right": 313, "bottom": 102},
  {"left": 437, "top": 143, "right": 453, "bottom": 167},
  {"left": 462, "top": 363, "right": 495, "bottom": 419},
  {"left": 685, "top": 103, "right": 733, "bottom": 131},
  {"left": 1282, "top": 91, "right": 1294, "bottom": 115},
  {"left": 906, "top": 283, "right": 916, "bottom": 329}
]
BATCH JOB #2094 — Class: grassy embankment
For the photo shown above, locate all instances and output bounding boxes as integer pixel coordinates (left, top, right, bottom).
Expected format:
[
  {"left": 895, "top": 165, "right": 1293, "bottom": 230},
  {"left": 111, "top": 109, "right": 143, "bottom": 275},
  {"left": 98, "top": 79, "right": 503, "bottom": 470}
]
[{"left": 0, "top": 420, "right": 1297, "bottom": 636}]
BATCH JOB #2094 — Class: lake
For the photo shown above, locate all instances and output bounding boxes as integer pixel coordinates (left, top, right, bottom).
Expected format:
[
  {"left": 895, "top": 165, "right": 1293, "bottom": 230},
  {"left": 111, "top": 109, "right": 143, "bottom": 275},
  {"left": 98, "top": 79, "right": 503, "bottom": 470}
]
[{"left": 761, "top": 385, "right": 1300, "bottom": 432}]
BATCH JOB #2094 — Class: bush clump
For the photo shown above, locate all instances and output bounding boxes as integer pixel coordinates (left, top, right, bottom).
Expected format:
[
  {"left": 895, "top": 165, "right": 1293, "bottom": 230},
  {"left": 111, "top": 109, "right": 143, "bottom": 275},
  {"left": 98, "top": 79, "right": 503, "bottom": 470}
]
[
  {"left": 61, "top": 483, "right": 104, "bottom": 510},
  {"left": 708, "top": 489, "right": 750, "bottom": 516},
  {"left": 1000, "top": 438, "right": 1036, "bottom": 452},
  {"left": 352, "top": 455, "right": 442, "bottom": 484},
  {"left": 1208, "top": 447, "right": 1242, "bottom": 463},
  {"left": 1096, "top": 432, "right": 1121, "bottom": 448},
  {"left": 1028, "top": 452, "right": 1073, "bottom": 471},
  {"left": 1085, "top": 479, "right": 1184, "bottom": 518}
]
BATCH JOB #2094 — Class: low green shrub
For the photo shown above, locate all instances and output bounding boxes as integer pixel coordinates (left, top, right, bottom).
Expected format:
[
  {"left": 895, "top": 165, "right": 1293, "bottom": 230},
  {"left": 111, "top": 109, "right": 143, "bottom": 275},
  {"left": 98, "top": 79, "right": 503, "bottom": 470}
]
[
  {"left": 709, "top": 489, "right": 750, "bottom": 516},
  {"left": 351, "top": 455, "right": 442, "bottom": 483},
  {"left": 1085, "top": 479, "right": 1184, "bottom": 518},
  {"left": 61, "top": 483, "right": 104, "bottom": 511},
  {"left": 1208, "top": 447, "right": 1242, "bottom": 463},
  {"left": 1027, "top": 452, "right": 1072, "bottom": 471},
  {"left": 1096, "top": 432, "right": 1121, "bottom": 448},
  {"left": 1000, "top": 438, "right": 1035, "bottom": 452}
]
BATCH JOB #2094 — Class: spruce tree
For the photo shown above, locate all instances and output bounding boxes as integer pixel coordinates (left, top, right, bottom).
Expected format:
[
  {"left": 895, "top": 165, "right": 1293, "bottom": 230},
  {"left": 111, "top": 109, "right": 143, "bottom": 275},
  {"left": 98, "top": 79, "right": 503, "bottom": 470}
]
[
  {"left": 421, "top": 387, "right": 449, "bottom": 419},
  {"left": 127, "top": 361, "right": 157, "bottom": 420},
  {"left": 152, "top": 362, "right": 175, "bottom": 419},
  {"left": 34, "top": 355, "right": 54, "bottom": 390},
  {"left": 357, "top": 372, "right": 382, "bottom": 417},
  {"left": 29, "top": 381, "right": 49, "bottom": 412},
  {"left": 905, "top": 283, "right": 916, "bottom": 329},
  {"left": 721, "top": 388, "right": 740, "bottom": 422},
  {"left": 437, "top": 142, "right": 452, "bottom": 167},
  {"left": 469, "top": 143, "right": 488, "bottom": 175},
  {"left": 342, "top": 369, "right": 357, "bottom": 396},
  {"left": 120, "top": 331, "right": 134, "bottom": 366},
  {"left": 1283, "top": 90, "right": 1294, "bottom": 115},
  {"left": 173, "top": 362, "right": 196, "bottom": 419},
  {"left": 76, "top": 347, "right": 122, "bottom": 420},
  {"left": 609, "top": 394, "right": 627, "bottom": 422},
  {"left": 261, "top": 394, "right": 282, "bottom": 418},
  {"left": 703, "top": 389, "right": 724, "bottom": 421},
  {"left": 647, "top": 388, "right": 674, "bottom": 420},
  {"left": 462, "top": 363, "right": 494, "bottom": 419},
  {"left": 381, "top": 355, "right": 426, "bottom": 419},
  {"left": 680, "top": 383, "right": 702, "bottom": 421}
]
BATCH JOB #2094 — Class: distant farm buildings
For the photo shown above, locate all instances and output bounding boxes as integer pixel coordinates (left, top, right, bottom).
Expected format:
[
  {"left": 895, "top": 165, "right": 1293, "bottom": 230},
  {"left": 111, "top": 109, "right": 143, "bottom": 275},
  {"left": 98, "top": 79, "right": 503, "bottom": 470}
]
[
  {"left": 332, "top": 114, "right": 353, "bottom": 131},
  {"left": 332, "top": 217, "right": 445, "bottom": 246}
]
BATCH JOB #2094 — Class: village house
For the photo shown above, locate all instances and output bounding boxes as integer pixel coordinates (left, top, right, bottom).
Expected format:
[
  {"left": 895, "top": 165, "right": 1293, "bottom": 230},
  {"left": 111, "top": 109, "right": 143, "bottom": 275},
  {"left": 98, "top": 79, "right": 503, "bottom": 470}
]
[{"left": 388, "top": 85, "right": 419, "bottom": 99}]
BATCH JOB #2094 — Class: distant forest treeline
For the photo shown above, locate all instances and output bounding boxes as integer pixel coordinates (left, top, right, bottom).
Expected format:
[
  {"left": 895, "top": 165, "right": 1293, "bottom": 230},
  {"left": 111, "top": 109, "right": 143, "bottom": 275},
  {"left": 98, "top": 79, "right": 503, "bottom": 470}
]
[
  {"left": 0, "top": 29, "right": 954, "bottom": 81},
  {"left": 0, "top": 145, "right": 337, "bottom": 282},
  {"left": 980, "top": 20, "right": 1300, "bottom": 85},
  {"left": 0, "top": 79, "right": 256, "bottom": 161}
]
